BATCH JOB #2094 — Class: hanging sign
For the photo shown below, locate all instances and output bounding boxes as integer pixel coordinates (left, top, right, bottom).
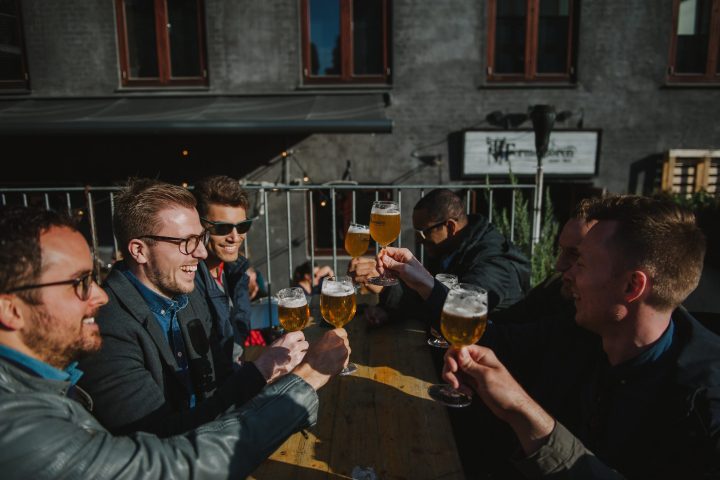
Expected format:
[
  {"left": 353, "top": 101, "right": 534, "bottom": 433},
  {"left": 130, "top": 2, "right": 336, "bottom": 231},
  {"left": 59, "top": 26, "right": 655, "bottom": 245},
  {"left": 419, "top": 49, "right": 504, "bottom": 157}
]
[{"left": 462, "top": 129, "right": 600, "bottom": 177}]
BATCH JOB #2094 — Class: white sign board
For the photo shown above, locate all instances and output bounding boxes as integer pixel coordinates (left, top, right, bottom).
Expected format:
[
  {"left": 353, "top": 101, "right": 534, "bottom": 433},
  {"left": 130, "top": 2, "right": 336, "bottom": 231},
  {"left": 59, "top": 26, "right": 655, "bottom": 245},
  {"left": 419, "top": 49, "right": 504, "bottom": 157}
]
[{"left": 462, "top": 130, "right": 600, "bottom": 176}]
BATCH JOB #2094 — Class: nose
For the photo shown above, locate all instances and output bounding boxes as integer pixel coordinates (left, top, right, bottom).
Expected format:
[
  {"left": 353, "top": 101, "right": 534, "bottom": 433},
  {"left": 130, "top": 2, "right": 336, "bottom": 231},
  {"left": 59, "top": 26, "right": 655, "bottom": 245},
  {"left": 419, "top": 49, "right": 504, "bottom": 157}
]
[
  {"left": 193, "top": 240, "right": 209, "bottom": 260},
  {"left": 89, "top": 280, "right": 109, "bottom": 307},
  {"left": 563, "top": 262, "right": 577, "bottom": 283}
]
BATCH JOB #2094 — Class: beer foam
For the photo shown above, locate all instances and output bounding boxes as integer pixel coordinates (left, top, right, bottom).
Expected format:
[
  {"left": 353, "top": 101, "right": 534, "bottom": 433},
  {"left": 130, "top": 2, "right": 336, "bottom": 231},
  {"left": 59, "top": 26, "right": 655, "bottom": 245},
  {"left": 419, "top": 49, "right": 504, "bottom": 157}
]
[
  {"left": 443, "top": 304, "right": 487, "bottom": 318},
  {"left": 348, "top": 224, "right": 370, "bottom": 234},
  {"left": 279, "top": 297, "right": 307, "bottom": 308},
  {"left": 322, "top": 283, "right": 354, "bottom": 297},
  {"left": 373, "top": 209, "right": 400, "bottom": 216}
]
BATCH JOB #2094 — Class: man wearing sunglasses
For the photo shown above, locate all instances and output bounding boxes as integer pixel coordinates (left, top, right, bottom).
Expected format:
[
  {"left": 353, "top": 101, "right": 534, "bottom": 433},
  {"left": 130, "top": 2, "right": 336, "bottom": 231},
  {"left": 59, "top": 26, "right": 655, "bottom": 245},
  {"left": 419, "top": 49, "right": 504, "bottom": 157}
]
[
  {"left": 77, "top": 178, "right": 309, "bottom": 437},
  {"left": 193, "top": 175, "right": 258, "bottom": 361},
  {"left": 0, "top": 204, "right": 350, "bottom": 479}
]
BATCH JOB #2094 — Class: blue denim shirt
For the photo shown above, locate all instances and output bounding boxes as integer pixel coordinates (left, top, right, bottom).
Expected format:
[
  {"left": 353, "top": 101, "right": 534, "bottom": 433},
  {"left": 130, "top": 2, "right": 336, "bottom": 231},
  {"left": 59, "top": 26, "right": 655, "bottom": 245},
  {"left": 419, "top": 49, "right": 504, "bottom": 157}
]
[
  {"left": 122, "top": 269, "right": 195, "bottom": 407},
  {"left": 0, "top": 344, "right": 83, "bottom": 386}
]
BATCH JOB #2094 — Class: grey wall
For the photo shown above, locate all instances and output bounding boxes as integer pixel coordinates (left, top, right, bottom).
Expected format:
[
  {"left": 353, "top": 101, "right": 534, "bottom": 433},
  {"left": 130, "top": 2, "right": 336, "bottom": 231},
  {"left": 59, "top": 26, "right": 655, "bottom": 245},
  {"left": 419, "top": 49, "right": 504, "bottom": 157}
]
[{"left": 8, "top": 0, "right": 720, "bottom": 288}]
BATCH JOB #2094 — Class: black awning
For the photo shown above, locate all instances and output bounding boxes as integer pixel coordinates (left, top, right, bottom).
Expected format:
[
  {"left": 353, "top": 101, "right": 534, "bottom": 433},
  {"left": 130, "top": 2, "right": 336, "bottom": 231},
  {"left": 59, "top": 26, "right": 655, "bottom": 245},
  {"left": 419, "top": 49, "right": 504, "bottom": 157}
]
[{"left": 0, "top": 94, "right": 392, "bottom": 135}]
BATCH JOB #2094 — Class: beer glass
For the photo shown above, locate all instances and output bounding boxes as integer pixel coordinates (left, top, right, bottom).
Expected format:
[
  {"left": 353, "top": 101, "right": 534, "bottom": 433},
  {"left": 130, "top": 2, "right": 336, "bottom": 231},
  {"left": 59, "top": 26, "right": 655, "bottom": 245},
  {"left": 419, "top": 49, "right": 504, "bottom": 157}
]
[
  {"left": 276, "top": 287, "right": 310, "bottom": 332},
  {"left": 344, "top": 222, "right": 370, "bottom": 258},
  {"left": 320, "top": 275, "right": 358, "bottom": 375},
  {"left": 369, "top": 200, "right": 401, "bottom": 286},
  {"left": 428, "top": 283, "right": 488, "bottom": 407},
  {"left": 427, "top": 273, "right": 458, "bottom": 348}
]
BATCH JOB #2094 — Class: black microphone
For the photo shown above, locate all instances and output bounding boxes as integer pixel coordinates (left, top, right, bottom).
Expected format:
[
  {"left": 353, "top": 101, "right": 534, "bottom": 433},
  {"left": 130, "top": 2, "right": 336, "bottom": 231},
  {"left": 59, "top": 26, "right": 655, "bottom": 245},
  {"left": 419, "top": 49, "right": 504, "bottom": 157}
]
[{"left": 187, "top": 318, "right": 209, "bottom": 355}]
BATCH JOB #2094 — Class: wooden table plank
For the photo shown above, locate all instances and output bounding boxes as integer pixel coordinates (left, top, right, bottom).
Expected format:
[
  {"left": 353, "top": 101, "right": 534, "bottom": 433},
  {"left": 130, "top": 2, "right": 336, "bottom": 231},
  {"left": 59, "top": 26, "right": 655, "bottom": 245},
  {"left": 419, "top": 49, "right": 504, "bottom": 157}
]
[{"left": 249, "top": 301, "right": 465, "bottom": 480}]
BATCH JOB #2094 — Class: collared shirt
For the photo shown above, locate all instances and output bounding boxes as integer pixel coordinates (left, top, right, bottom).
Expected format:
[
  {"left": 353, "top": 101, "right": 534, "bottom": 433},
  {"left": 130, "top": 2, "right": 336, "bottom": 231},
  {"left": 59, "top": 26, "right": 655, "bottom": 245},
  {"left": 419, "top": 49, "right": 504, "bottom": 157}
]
[
  {"left": 122, "top": 269, "right": 196, "bottom": 408},
  {"left": 0, "top": 344, "right": 83, "bottom": 386}
]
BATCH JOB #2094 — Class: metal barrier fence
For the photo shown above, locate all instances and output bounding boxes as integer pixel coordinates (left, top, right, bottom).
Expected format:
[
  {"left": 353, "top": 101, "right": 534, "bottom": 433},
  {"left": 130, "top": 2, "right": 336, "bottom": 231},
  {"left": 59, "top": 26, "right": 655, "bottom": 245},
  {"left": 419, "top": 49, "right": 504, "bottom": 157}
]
[{"left": 0, "top": 182, "right": 537, "bottom": 300}]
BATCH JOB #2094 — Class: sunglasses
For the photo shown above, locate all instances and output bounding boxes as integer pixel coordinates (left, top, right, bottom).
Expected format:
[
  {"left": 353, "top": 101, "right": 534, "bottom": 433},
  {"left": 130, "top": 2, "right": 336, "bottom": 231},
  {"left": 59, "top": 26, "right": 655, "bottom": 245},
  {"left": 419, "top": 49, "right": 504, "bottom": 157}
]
[
  {"left": 6, "top": 270, "right": 98, "bottom": 301},
  {"left": 415, "top": 219, "right": 449, "bottom": 240},
  {"left": 201, "top": 217, "right": 254, "bottom": 236}
]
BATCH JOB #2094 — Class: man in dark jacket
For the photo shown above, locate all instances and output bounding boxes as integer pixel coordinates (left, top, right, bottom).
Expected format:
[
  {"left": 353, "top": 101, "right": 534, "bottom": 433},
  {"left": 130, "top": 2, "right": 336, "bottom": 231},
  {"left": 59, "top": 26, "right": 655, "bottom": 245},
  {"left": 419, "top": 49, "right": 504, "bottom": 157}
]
[
  {"left": 351, "top": 188, "right": 530, "bottom": 325},
  {"left": 78, "top": 179, "right": 309, "bottom": 436},
  {"left": 380, "top": 195, "right": 720, "bottom": 479},
  {"left": 0, "top": 205, "right": 350, "bottom": 479},
  {"left": 193, "top": 175, "right": 256, "bottom": 360}
]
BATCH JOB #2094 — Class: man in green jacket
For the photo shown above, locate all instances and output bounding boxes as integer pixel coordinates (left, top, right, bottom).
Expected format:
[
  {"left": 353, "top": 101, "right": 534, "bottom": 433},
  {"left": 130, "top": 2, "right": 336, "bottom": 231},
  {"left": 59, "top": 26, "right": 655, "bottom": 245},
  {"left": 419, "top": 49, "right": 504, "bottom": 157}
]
[{"left": 0, "top": 205, "right": 350, "bottom": 479}]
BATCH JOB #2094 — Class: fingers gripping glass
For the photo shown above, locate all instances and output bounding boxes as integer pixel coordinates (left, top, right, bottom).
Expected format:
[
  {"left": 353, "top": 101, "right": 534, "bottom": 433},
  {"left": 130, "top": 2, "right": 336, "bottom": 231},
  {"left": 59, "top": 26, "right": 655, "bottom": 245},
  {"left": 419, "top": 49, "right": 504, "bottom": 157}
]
[
  {"left": 137, "top": 230, "right": 209, "bottom": 255},
  {"left": 320, "top": 276, "right": 358, "bottom": 375},
  {"left": 6, "top": 271, "right": 98, "bottom": 301},
  {"left": 428, "top": 284, "right": 488, "bottom": 408},
  {"left": 201, "top": 217, "right": 254, "bottom": 236}
]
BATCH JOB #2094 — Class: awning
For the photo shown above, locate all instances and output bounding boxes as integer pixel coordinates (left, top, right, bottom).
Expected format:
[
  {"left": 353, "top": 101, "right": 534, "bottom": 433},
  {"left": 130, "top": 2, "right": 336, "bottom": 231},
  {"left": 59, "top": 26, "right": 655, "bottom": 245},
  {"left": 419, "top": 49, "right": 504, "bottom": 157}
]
[{"left": 0, "top": 94, "right": 392, "bottom": 135}]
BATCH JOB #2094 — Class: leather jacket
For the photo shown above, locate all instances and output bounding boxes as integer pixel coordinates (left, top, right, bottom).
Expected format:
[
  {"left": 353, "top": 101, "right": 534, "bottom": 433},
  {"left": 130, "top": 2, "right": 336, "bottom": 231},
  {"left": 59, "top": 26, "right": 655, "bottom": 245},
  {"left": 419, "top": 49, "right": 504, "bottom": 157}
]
[{"left": 0, "top": 358, "right": 318, "bottom": 479}]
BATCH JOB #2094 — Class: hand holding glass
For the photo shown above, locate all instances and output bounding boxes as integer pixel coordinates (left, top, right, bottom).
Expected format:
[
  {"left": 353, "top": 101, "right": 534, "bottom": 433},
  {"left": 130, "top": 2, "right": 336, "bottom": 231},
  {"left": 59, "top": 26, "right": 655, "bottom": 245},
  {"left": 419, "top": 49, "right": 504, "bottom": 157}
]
[
  {"left": 428, "top": 284, "right": 488, "bottom": 407},
  {"left": 320, "top": 276, "right": 358, "bottom": 375},
  {"left": 369, "top": 201, "right": 401, "bottom": 286},
  {"left": 276, "top": 287, "right": 310, "bottom": 332},
  {"left": 427, "top": 273, "right": 458, "bottom": 348}
]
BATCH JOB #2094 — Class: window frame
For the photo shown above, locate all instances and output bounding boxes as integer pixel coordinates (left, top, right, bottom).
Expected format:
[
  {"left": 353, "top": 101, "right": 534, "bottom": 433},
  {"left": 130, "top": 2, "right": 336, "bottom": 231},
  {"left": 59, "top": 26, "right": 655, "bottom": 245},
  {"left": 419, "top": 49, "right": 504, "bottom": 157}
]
[
  {"left": 667, "top": 0, "right": 720, "bottom": 84},
  {"left": 0, "top": 0, "right": 30, "bottom": 90},
  {"left": 114, "top": 0, "right": 208, "bottom": 87},
  {"left": 486, "top": 0, "right": 578, "bottom": 83},
  {"left": 300, "top": 0, "right": 391, "bottom": 85}
]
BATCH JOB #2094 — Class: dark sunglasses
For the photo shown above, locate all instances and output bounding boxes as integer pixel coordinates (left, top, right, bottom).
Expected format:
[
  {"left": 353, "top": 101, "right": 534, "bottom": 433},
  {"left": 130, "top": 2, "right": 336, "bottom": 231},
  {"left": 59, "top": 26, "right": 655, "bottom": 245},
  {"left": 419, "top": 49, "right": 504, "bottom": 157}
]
[
  {"left": 5, "top": 270, "right": 98, "bottom": 301},
  {"left": 201, "top": 217, "right": 254, "bottom": 236},
  {"left": 415, "top": 219, "right": 449, "bottom": 240}
]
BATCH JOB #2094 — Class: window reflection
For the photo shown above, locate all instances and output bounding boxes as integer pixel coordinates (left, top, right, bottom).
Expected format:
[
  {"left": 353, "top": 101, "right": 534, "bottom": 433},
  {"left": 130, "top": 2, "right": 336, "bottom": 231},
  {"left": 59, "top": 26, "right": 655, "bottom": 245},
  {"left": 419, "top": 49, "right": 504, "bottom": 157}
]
[
  {"left": 309, "top": 0, "right": 341, "bottom": 76},
  {"left": 675, "top": 0, "right": 711, "bottom": 74}
]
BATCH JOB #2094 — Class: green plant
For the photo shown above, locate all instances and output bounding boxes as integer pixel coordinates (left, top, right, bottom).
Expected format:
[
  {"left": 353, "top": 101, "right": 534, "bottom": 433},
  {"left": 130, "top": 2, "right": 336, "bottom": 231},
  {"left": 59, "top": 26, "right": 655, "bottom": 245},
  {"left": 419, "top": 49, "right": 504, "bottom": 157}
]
[{"left": 486, "top": 174, "right": 560, "bottom": 286}]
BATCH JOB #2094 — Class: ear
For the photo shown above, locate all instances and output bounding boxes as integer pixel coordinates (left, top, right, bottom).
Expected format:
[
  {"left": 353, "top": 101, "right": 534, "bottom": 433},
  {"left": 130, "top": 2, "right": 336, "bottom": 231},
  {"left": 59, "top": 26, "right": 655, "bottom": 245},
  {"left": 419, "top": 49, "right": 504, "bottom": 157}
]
[
  {"left": 625, "top": 270, "right": 649, "bottom": 304},
  {"left": 0, "top": 295, "right": 25, "bottom": 331},
  {"left": 128, "top": 239, "right": 149, "bottom": 264},
  {"left": 446, "top": 219, "right": 459, "bottom": 236}
]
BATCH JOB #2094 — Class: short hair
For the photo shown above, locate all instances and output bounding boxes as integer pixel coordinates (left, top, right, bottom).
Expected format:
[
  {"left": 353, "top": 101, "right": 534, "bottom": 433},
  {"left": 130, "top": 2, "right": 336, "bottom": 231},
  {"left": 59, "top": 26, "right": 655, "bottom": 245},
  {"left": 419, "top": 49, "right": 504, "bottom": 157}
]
[
  {"left": 413, "top": 189, "right": 468, "bottom": 223},
  {"left": 0, "top": 206, "right": 77, "bottom": 305},
  {"left": 292, "top": 261, "right": 312, "bottom": 284},
  {"left": 193, "top": 175, "right": 249, "bottom": 218},
  {"left": 570, "top": 197, "right": 601, "bottom": 220},
  {"left": 113, "top": 178, "right": 197, "bottom": 258},
  {"left": 587, "top": 195, "right": 705, "bottom": 311}
]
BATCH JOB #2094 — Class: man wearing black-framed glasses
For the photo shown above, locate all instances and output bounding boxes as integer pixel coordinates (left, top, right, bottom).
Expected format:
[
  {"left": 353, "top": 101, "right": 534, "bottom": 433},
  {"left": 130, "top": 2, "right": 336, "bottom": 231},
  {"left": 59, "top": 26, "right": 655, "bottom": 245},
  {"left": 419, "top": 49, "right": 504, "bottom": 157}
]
[
  {"left": 0, "top": 204, "right": 350, "bottom": 479},
  {"left": 77, "top": 178, "right": 309, "bottom": 439}
]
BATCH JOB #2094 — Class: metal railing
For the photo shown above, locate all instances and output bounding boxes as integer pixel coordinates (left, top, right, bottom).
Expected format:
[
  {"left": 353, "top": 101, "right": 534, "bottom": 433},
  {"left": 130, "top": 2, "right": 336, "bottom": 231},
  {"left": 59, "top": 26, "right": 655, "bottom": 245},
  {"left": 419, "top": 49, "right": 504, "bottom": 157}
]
[{"left": 0, "top": 182, "right": 537, "bottom": 301}]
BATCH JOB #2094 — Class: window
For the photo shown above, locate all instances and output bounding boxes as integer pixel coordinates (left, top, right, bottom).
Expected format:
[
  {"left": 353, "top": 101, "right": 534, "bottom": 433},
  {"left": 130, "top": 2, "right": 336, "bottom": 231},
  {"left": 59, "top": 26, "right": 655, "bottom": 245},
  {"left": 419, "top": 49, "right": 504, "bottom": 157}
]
[
  {"left": 114, "top": 0, "right": 207, "bottom": 87},
  {"left": 668, "top": 0, "right": 720, "bottom": 83},
  {"left": 487, "top": 0, "right": 578, "bottom": 83},
  {"left": 301, "top": 0, "right": 391, "bottom": 85},
  {"left": 0, "top": 0, "right": 29, "bottom": 89}
]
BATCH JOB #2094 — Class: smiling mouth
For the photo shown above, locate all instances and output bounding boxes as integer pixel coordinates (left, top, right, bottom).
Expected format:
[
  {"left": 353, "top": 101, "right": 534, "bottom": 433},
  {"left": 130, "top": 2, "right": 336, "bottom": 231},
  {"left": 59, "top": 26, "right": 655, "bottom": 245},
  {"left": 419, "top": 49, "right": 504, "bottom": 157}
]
[
  {"left": 180, "top": 265, "right": 197, "bottom": 273},
  {"left": 82, "top": 317, "right": 95, "bottom": 325}
]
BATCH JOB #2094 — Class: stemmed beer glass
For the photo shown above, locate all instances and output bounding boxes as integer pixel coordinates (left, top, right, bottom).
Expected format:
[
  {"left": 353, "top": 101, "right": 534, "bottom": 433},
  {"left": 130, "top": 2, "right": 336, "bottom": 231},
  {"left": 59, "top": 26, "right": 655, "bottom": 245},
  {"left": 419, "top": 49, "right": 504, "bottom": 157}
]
[
  {"left": 427, "top": 284, "right": 488, "bottom": 407},
  {"left": 276, "top": 287, "right": 310, "bottom": 332},
  {"left": 320, "top": 276, "right": 358, "bottom": 375},
  {"left": 427, "top": 273, "right": 458, "bottom": 348},
  {"left": 344, "top": 222, "right": 370, "bottom": 259},
  {"left": 369, "top": 200, "right": 401, "bottom": 286}
]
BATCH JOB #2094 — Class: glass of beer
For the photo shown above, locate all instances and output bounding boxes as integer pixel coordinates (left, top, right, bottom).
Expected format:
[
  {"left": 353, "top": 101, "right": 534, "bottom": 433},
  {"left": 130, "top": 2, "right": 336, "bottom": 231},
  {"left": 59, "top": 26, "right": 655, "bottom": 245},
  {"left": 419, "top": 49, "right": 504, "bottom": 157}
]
[
  {"left": 320, "top": 275, "right": 358, "bottom": 375},
  {"left": 276, "top": 287, "right": 310, "bottom": 332},
  {"left": 345, "top": 222, "right": 370, "bottom": 258},
  {"left": 428, "top": 283, "right": 488, "bottom": 407},
  {"left": 427, "top": 273, "right": 458, "bottom": 348},
  {"left": 369, "top": 200, "right": 401, "bottom": 286}
]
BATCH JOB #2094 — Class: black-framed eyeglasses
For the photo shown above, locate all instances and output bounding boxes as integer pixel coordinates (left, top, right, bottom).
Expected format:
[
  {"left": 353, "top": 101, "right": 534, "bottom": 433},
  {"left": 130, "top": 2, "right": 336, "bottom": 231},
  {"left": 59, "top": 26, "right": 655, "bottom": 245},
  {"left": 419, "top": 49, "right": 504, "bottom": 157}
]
[
  {"left": 415, "top": 219, "right": 448, "bottom": 240},
  {"left": 201, "top": 217, "right": 254, "bottom": 236},
  {"left": 137, "top": 230, "right": 209, "bottom": 255},
  {"left": 5, "top": 270, "right": 98, "bottom": 301}
]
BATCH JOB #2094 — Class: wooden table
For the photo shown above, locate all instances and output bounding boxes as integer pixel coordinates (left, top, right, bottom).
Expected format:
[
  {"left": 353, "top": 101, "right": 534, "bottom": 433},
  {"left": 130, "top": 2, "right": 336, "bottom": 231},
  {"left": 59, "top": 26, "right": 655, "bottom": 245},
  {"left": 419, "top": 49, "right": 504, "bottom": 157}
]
[{"left": 248, "top": 300, "right": 465, "bottom": 480}]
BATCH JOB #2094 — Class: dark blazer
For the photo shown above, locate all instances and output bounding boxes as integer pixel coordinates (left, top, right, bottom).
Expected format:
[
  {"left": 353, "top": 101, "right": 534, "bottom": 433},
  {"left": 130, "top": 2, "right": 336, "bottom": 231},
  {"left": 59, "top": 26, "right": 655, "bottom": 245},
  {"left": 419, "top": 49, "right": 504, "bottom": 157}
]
[{"left": 77, "top": 263, "right": 266, "bottom": 437}]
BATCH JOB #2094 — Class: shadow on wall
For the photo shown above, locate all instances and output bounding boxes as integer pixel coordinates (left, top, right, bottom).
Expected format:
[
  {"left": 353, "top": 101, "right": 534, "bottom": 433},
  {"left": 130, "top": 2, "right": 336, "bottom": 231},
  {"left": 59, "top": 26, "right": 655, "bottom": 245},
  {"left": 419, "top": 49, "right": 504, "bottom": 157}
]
[{"left": 628, "top": 153, "right": 664, "bottom": 195}]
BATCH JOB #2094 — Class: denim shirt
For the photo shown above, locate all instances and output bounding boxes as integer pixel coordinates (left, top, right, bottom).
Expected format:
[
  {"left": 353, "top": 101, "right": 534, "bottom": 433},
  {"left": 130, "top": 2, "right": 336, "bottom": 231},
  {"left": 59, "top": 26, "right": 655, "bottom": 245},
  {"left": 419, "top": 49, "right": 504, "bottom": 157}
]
[
  {"left": 0, "top": 345, "right": 83, "bottom": 386},
  {"left": 122, "top": 269, "right": 196, "bottom": 407}
]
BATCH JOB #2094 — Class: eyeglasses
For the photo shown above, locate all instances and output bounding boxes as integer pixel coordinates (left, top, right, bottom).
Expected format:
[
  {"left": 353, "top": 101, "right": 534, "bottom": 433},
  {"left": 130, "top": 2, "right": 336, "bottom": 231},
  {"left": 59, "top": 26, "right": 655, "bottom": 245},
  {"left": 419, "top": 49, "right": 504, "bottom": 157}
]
[
  {"left": 201, "top": 217, "right": 254, "bottom": 236},
  {"left": 415, "top": 219, "right": 449, "bottom": 240},
  {"left": 5, "top": 270, "right": 98, "bottom": 301},
  {"left": 137, "top": 230, "right": 209, "bottom": 255}
]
